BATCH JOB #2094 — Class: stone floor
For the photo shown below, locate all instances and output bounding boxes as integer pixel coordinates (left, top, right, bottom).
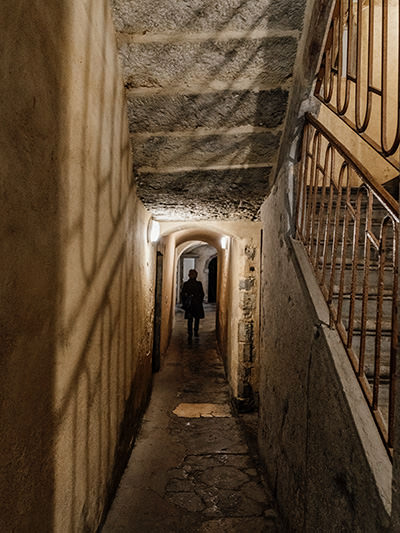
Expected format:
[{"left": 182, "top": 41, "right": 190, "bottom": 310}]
[{"left": 102, "top": 305, "right": 280, "bottom": 532}]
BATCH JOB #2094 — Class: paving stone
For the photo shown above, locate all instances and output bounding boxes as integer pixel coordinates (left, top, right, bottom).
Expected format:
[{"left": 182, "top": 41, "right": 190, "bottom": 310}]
[
  {"left": 173, "top": 402, "right": 232, "bottom": 418},
  {"left": 174, "top": 417, "right": 249, "bottom": 454},
  {"left": 218, "top": 454, "right": 253, "bottom": 469},
  {"left": 193, "top": 482, "right": 220, "bottom": 510},
  {"left": 127, "top": 89, "right": 288, "bottom": 132},
  {"left": 166, "top": 478, "right": 195, "bottom": 492},
  {"left": 185, "top": 453, "right": 252, "bottom": 471},
  {"left": 120, "top": 37, "right": 297, "bottom": 89},
  {"left": 182, "top": 392, "right": 230, "bottom": 404},
  {"left": 167, "top": 467, "right": 191, "bottom": 480},
  {"left": 203, "top": 488, "right": 265, "bottom": 517},
  {"left": 167, "top": 491, "right": 205, "bottom": 512},
  {"left": 186, "top": 454, "right": 223, "bottom": 470},
  {"left": 199, "top": 466, "right": 249, "bottom": 489},
  {"left": 199, "top": 516, "right": 277, "bottom": 532},
  {"left": 111, "top": 0, "right": 304, "bottom": 33}
]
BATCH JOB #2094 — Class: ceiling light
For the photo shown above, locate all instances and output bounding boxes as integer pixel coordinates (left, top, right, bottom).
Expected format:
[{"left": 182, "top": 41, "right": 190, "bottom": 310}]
[
  {"left": 148, "top": 219, "right": 160, "bottom": 243},
  {"left": 221, "top": 236, "right": 229, "bottom": 250}
]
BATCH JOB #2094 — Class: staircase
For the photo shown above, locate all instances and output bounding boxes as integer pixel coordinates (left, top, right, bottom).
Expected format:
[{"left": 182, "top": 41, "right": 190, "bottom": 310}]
[
  {"left": 110, "top": 0, "right": 306, "bottom": 220},
  {"left": 314, "top": 194, "right": 396, "bottom": 435},
  {"left": 296, "top": 114, "right": 399, "bottom": 453}
]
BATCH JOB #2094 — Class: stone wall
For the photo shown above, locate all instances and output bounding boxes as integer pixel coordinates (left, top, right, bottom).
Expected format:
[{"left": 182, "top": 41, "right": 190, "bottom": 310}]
[
  {"left": 258, "top": 170, "right": 392, "bottom": 531},
  {"left": 0, "top": 2, "right": 155, "bottom": 531}
]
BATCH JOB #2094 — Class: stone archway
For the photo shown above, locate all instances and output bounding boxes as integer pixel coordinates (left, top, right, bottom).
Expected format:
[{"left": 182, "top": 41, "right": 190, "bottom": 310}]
[{"left": 158, "top": 221, "right": 262, "bottom": 405}]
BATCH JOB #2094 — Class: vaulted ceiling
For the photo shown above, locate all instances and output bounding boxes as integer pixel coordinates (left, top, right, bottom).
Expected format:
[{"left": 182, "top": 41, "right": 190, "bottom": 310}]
[{"left": 111, "top": 0, "right": 307, "bottom": 220}]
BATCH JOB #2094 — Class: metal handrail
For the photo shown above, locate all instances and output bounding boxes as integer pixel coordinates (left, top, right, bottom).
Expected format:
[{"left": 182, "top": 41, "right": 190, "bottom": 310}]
[
  {"left": 315, "top": 0, "right": 400, "bottom": 170},
  {"left": 305, "top": 114, "right": 399, "bottom": 221},
  {"left": 296, "top": 114, "right": 399, "bottom": 455}
]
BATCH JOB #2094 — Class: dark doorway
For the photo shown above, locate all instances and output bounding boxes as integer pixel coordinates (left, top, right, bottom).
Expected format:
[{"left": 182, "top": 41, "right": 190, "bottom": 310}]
[
  {"left": 208, "top": 257, "right": 217, "bottom": 303},
  {"left": 152, "top": 251, "right": 163, "bottom": 372}
]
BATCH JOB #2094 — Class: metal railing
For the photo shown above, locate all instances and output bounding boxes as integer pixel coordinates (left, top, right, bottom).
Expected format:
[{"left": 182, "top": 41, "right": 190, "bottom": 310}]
[
  {"left": 296, "top": 113, "right": 399, "bottom": 453},
  {"left": 316, "top": 0, "right": 400, "bottom": 169}
]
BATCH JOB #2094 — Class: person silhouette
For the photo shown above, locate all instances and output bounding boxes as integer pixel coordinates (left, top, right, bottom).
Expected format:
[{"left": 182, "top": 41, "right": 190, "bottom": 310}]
[{"left": 181, "top": 269, "right": 205, "bottom": 339}]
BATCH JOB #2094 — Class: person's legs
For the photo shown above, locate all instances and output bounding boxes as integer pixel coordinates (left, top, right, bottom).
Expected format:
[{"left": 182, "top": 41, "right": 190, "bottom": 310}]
[
  {"left": 194, "top": 317, "right": 200, "bottom": 336},
  {"left": 187, "top": 317, "right": 193, "bottom": 338}
]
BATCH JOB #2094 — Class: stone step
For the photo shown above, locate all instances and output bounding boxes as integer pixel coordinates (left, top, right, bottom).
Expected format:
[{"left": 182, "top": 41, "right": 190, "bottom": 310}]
[
  {"left": 311, "top": 243, "right": 394, "bottom": 256},
  {"left": 127, "top": 88, "right": 288, "bottom": 133},
  {"left": 320, "top": 266, "right": 396, "bottom": 292},
  {"left": 137, "top": 166, "right": 271, "bottom": 219},
  {"left": 310, "top": 218, "right": 394, "bottom": 233},
  {"left": 366, "top": 380, "right": 389, "bottom": 429},
  {"left": 348, "top": 337, "right": 390, "bottom": 379},
  {"left": 342, "top": 317, "right": 392, "bottom": 332},
  {"left": 365, "top": 365, "right": 391, "bottom": 380},
  {"left": 315, "top": 254, "right": 394, "bottom": 268},
  {"left": 337, "top": 336, "right": 392, "bottom": 426},
  {"left": 332, "top": 295, "right": 393, "bottom": 321},
  {"left": 351, "top": 333, "right": 392, "bottom": 357},
  {"left": 132, "top": 130, "right": 281, "bottom": 170},
  {"left": 118, "top": 36, "right": 297, "bottom": 90},
  {"left": 112, "top": 0, "right": 305, "bottom": 33}
]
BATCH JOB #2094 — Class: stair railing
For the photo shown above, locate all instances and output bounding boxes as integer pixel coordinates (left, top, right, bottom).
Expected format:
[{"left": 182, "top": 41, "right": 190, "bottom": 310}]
[
  {"left": 296, "top": 113, "right": 399, "bottom": 454},
  {"left": 315, "top": 0, "right": 400, "bottom": 171}
]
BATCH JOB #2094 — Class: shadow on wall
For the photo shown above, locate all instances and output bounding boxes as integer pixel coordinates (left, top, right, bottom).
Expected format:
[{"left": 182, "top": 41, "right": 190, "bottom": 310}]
[
  {"left": 54, "top": 1, "right": 155, "bottom": 530},
  {"left": 1, "top": 1, "right": 154, "bottom": 532}
]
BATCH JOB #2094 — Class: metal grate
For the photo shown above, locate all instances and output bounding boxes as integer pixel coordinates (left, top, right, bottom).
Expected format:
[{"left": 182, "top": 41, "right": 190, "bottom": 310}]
[
  {"left": 316, "top": 0, "right": 400, "bottom": 169},
  {"left": 296, "top": 113, "right": 399, "bottom": 454}
]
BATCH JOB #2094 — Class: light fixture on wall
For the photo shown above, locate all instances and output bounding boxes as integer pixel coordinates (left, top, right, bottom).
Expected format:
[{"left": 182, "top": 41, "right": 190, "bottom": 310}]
[
  {"left": 148, "top": 219, "right": 160, "bottom": 243},
  {"left": 220, "top": 236, "right": 229, "bottom": 250}
]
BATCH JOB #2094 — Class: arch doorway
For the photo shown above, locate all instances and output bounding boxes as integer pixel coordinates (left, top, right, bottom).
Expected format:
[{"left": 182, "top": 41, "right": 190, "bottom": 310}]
[{"left": 208, "top": 256, "right": 217, "bottom": 303}]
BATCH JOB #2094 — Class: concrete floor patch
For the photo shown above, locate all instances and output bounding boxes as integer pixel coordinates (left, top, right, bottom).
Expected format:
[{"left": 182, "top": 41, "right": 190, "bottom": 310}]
[{"left": 173, "top": 402, "right": 232, "bottom": 418}]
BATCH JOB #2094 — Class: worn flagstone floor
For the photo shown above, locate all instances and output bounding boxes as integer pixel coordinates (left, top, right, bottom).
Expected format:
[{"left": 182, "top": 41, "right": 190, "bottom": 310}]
[{"left": 102, "top": 305, "right": 280, "bottom": 532}]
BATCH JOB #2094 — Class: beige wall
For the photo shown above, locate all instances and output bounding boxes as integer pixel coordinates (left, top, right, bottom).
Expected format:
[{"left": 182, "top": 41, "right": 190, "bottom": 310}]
[
  {"left": 158, "top": 221, "right": 261, "bottom": 401},
  {"left": 0, "top": 2, "right": 156, "bottom": 531}
]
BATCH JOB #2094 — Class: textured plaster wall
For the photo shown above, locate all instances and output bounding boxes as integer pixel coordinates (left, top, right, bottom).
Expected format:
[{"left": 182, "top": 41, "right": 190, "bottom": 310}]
[
  {"left": 0, "top": 3, "right": 65, "bottom": 530},
  {"left": 0, "top": 2, "right": 155, "bottom": 531},
  {"left": 258, "top": 170, "right": 391, "bottom": 531}
]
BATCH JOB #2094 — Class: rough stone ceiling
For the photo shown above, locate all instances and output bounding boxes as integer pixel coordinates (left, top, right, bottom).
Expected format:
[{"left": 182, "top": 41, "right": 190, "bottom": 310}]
[{"left": 111, "top": 0, "right": 306, "bottom": 220}]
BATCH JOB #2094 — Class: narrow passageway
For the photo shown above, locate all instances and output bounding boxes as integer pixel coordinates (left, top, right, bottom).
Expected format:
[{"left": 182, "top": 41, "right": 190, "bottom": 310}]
[{"left": 103, "top": 305, "right": 279, "bottom": 532}]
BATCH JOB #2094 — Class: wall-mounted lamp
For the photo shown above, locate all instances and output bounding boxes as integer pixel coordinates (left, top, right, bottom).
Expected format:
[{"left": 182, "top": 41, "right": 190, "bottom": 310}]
[
  {"left": 148, "top": 219, "right": 160, "bottom": 243},
  {"left": 220, "top": 236, "right": 229, "bottom": 250}
]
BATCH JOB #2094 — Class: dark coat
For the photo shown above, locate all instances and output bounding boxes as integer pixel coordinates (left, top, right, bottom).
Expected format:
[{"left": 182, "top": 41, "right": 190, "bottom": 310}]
[{"left": 181, "top": 279, "right": 205, "bottom": 319}]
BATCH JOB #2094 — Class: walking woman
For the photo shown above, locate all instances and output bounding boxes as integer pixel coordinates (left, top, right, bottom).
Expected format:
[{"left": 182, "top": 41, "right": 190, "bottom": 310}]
[{"left": 181, "top": 269, "right": 205, "bottom": 339}]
